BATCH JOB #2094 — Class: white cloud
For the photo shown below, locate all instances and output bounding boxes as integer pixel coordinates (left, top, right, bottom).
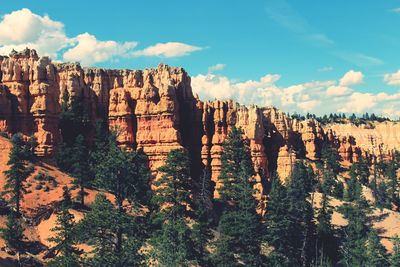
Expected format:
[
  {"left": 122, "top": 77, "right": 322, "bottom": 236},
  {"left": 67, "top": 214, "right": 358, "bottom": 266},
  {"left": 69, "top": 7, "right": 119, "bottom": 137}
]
[
  {"left": 297, "top": 100, "right": 319, "bottom": 111},
  {"left": 339, "top": 70, "right": 364, "bottom": 86},
  {"left": 326, "top": 85, "right": 351, "bottom": 96},
  {"left": 0, "top": 9, "right": 202, "bottom": 66},
  {"left": 132, "top": 42, "right": 202, "bottom": 57},
  {"left": 384, "top": 70, "right": 400, "bottom": 85},
  {"left": 63, "top": 33, "right": 137, "bottom": 66},
  {"left": 0, "top": 8, "right": 69, "bottom": 58},
  {"left": 192, "top": 70, "right": 400, "bottom": 118},
  {"left": 338, "top": 92, "right": 376, "bottom": 113},
  {"left": 208, "top": 63, "right": 226, "bottom": 73},
  {"left": 0, "top": 8, "right": 63, "bottom": 45}
]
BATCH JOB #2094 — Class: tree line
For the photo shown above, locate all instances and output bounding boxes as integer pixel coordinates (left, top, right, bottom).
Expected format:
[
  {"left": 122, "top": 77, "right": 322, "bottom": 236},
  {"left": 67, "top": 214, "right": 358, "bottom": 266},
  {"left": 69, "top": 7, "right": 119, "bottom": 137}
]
[{"left": 1, "top": 91, "right": 399, "bottom": 267}]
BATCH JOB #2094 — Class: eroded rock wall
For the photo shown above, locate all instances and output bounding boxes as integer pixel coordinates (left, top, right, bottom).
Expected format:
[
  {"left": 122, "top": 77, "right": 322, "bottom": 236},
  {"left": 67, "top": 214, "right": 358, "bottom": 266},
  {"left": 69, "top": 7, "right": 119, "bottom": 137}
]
[{"left": 1, "top": 49, "right": 400, "bottom": 202}]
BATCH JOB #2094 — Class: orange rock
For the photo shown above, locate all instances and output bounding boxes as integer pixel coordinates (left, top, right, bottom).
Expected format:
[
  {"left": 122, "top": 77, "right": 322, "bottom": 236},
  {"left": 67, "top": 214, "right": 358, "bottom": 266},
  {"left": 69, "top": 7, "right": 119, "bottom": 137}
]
[{"left": 1, "top": 49, "right": 399, "bottom": 205}]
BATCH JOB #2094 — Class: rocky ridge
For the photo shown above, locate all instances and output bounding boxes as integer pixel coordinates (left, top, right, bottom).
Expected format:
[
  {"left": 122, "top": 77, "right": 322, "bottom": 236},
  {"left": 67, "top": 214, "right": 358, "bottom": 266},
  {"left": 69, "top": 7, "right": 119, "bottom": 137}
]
[{"left": 0, "top": 49, "right": 399, "bottom": 200}]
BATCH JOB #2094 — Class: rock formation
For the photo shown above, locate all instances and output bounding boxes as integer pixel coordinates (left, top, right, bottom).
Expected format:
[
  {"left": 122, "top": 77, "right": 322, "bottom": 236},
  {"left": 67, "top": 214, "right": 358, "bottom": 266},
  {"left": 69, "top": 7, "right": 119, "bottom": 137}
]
[{"left": 1, "top": 49, "right": 400, "bottom": 203}]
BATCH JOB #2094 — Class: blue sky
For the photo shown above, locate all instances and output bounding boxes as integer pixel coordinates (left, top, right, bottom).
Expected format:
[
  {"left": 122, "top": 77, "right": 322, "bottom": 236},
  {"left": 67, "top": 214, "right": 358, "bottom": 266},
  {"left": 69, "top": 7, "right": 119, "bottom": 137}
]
[{"left": 1, "top": 0, "right": 400, "bottom": 117}]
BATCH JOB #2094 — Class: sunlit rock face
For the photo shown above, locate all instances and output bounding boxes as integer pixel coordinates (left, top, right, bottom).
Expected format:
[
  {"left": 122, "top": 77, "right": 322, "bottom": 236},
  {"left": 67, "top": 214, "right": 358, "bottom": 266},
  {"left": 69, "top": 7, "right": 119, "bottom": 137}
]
[{"left": 1, "top": 49, "right": 399, "bottom": 205}]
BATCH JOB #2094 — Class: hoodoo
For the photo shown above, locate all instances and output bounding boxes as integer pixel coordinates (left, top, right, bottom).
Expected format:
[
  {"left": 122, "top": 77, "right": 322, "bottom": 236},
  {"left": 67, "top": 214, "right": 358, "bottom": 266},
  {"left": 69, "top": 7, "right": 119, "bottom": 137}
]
[{"left": 0, "top": 49, "right": 399, "bottom": 198}]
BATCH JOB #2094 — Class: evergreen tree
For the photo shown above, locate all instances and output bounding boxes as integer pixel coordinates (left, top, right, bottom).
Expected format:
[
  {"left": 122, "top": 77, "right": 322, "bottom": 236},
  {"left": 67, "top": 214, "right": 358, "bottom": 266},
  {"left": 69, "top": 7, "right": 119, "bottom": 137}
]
[
  {"left": 345, "top": 175, "right": 362, "bottom": 202},
  {"left": 3, "top": 133, "right": 35, "bottom": 214},
  {"left": 150, "top": 149, "right": 197, "bottom": 266},
  {"left": 77, "top": 194, "right": 144, "bottom": 266},
  {"left": 70, "top": 135, "right": 90, "bottom": 207},
  {"left": 386, "top": 158, "right": 400, "bottom": 209},
  {"left": 321, "top": 168, "right": 336, "bottom": 195},
  {"left": 93, "top": 134, "right": 151, "bottom": 265},
  {"left": 59, "top": 91, "right": 90, "bottom": 146},
  {"left": 339, "top": 196, "right": 371, "bottom": 266},
  {"left": 332, "top": 180, "right": 344, "bottom": 199},
  {"left": 350, "top": 113, "right": 357, "bottom": 123},
  {"left": 48, "top": 206, "right": 81, "bottom": 266},
  {"left": 321, "top": 145, "right": 341, "bottom": 175},
  {"left": 285, "top": 161, "right": 316, "bottom": 266},
  {"left": 192, "top": 167, "right": 214, "bottom": 265},
  {"left": 1, "top": 211, "right": 24, "bottom": 253},
  {"left": 365, "top": 229, "right": 388, "bottom": 267},
  {"left": 56, "top": 91, "right": 91, "bottom": 171},
  {"left": 315, "top": 189, "right": 337, "bottom": 265},
  {"left": 55, "top": 142, "right": 74, "bottom": 172},
  {"left": 214, "top": 127, "right": 263, "bottom": 266},
  {"left": 264, "top": 175, "right": 292, "bottom": 266},
  {"left": 376, "top": 181, "right": 391, "bottom": 209},
  {"left": 95, "top": 135, "right": 151, "bottom": 212},
  {"left": 349, "top": 158, "right": 370, "bottom": 186},
  {"left": 390, "top": 236, "right": 400, "bottom": 267},
  {"left": 89, "top": 119, "right": 109, "bottom": 176},
  {"left": 61, "top": 186, "right": 72, "bottom": 209}
]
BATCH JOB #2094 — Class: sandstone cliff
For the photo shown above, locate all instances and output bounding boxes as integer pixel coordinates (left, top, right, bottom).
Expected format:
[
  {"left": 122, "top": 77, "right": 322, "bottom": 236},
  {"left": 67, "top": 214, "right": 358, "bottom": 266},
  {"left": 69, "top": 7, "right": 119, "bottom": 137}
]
[{"left": 1, "top": 49, "right": 399, "bottom": 201}]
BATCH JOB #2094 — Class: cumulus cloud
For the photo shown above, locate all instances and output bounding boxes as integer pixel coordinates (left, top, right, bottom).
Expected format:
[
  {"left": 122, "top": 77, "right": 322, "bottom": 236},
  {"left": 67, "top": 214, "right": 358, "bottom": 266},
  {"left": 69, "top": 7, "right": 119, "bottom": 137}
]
[
  {"left": 63, "top": 33, "right": 137, "bottom": 66},
  {"left": 0, "top": 8, "right": 69, "bottom": 58},
  {"left": 132, "top": 42, "right": 202, "bottom": 58},
  {"left": 192, "top": 71, "right": 400, "bottom": 118},
  {"left": 338, "top": 92, "right": 376, "bottom": 113},
  {"left": 326, "top": 85, "right": 351, "bottom": 96},
  {"left": 339, "top": 70, "right": 364, "bottom": 86},
  {"left": 0, "top": 9, "right": 202, "bottom": 66},
  {"left": 384, "top": 70, "right": 400, "bottom": 85}
]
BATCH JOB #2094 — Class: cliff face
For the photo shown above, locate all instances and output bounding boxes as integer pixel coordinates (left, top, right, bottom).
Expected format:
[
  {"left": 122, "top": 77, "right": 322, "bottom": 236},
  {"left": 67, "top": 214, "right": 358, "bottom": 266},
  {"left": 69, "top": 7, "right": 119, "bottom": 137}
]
[
  {"left": 1, "top": 49, "right": 399, "bottom": 200},
  {"left": 324, "top": 122, "right": 400, "bottom": 161},
  {"left": 0, "top": 49, "right": 60, "bottom": 156}
]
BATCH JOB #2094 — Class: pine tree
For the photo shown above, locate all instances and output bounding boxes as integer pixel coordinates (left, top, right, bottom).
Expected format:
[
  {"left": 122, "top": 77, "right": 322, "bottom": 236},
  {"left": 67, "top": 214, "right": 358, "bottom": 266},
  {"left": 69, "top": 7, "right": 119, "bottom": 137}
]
[
  {"left": 333, "top": 180, "right": 344, "bottom": 199},
  {"left": 59, "top": 91, "right": 90, "bottom": 146},
  {"left": 61, "top": 186, "right": 72, "bottom": 209},
  {"left": 150, "top": 149, "right": 197, "bottom": 266},
  {"left": 93, "top": 134, "right": 151, "bottom": 264},
  {"left": 321, "top": 168, "right": 336, "bottom": 195},
  {"left": 285, "top": 161, "right": 316, "bottom": 266},
  {"left": 3, "top": 133, "right": 35, "bottom": 214},
  {"left": 315, "top": 188, "right": 337, "bottom": 265},
  {"left": 192, "top": 166, "right": 213, "bottom": 265},
  {"left": 77, "top": 194, "right": 144, "bottom": 266},
  {"left": 55, "top": 142, "right": 74, "bottom": 172},
  {"left": 376, "top": 181, "right": 391, "bottom": 209},
  {"left": 386, "top": 158, "right": 400, "bottom": 209},
  {"left": 349, "top": 158, "right": 370, "bottom": 186},
  {"left": 321, "top": 145, "right": 341, "bottom": 175},
  {"left": 345, "top": 174, "right": 362, "bottom": 202},
  {"left": 213, "top": 127, "right": 263, "bottom": 266},
  {"left": 56, "top": 91, "right": 91, "bottom": 172},
  {"left": 89, "top": 119, "right": 109, "bottom": 176},
  {"left": 1, "top": 211, "right": 24, "bottom": 252},
  {"left": 94, "top": 135, "right": 151, "bottom": 212},
  {"left": 47, "top": 207, "right": 81, "bottom": 266},
  {"left": 70, "top": 135, "right": 90, "bottom": 207},
  {"left": 339, "top": 196, "right": 371, "bottom": 266},
  {"left": 365, "top": 229, "right": 388, "bottom": 267},
  {"left": 264, "top": 175, "right": 291, "bottom": 266},
  {"left": 390, "top": 236, "right": 400, "bottom": 267}
]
